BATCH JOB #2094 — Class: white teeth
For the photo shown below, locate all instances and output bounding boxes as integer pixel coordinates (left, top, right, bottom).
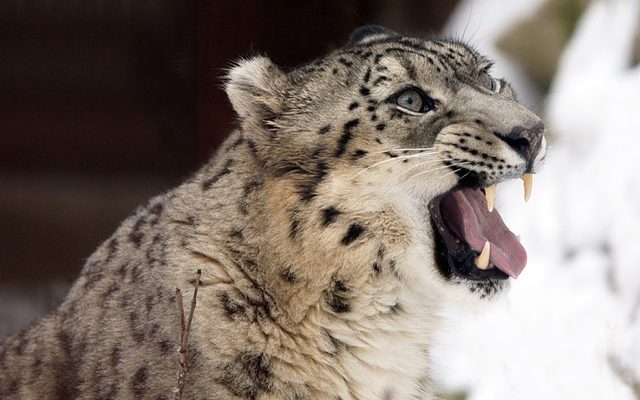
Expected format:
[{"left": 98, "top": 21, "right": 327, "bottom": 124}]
[
  {"left": 517, "top": 234, "right": 521, "bottom": 242},
  {"left": 522, "top": 173, "right": 533, "bottom": 202},
  {"left": 475, "top": 241, "right": 491, "bottom": 270},
  {"left": 484, "top": 184, "right": 496, "bottom": 212}
]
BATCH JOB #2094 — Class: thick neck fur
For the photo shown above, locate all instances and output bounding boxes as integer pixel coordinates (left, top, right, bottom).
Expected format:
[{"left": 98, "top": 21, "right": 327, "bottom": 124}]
[{"left": 173, "top": 128, "right": 444, "bottom": 398}]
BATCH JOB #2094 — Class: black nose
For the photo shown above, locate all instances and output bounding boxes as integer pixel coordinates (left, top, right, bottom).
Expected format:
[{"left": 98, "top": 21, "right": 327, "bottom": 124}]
[{"left": 495, "top": 122, "right": 544, "bottom": 167}]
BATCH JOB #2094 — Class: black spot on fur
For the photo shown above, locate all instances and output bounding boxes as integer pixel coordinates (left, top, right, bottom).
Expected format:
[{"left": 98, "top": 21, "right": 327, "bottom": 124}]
[
  {"left": 131, "top": 366, "right": 148, "bottom": 398},
  {"left": 145, "top": 294, "right": 155, "bottom": 312},
  {"left": 373, "top": 75, "right": 389, "bottom": 86},
  {"left": 129, "top": 312, "right": 145, "bottom": 343},
  {"left": 341, "top": 223, "right": 365, "bottom": 245},
  {"left": 404, "top": 63, "right": 417, "bottom": 80},
  {"left": 324, "top": 329, "right": 346, "bottom": 356},
  {"left": 299, "top": 161, "right": 329, "bottom": 201},
  {"left": 348, "top": 101, "right": 359, "bottom": 110},
  {"left": 363, "top": 67, "right": 371, "bottom": 83},
  {"left": 82, "top": 272, "right": 103, "bottom": 290},
  {"left": 376, "top": 123, "right": 386, "bottom": 131},
  {"left": 128, "top": 217, "right": 145, "bottom": 247},
  {"left": 159, "top": 339, "right": 172, "bottom": 355},
  {"left": 384, "top": 151, "right": 398, "bottom": 158},
  {"left": 110, "top": 345, "right": 122, "bottom": 368},
  {"left": 318, "top": 124, "right": 331, "bottom": 135},
  {"left": 216, "top": 351, "right": 272, "bottom": 399},
  {"left": 389, "top": 259, "right": 402, "bottom": 279},
  {"left": 335, "top": 119, "right": 360, "bottom": 157},
  {"left": 372, "top": 262, "right": 381, "bottom": 274},
  {"left": 32, "top": 354, "right": 44, "bottom": 377},
  {"left": 148, "top": 323, "right": 160, "bottom": 338},
  {"left": 389, "top": 302, "right": 403, "bottom": 314},
  {"left": 106, "top": 237, "right": 119, "bottom": 261},
  {"left": 280, "top": 267, "right": 297, "bottom": 283},
  {"left": 359, "top": 86, "right": 370, "bottom": 96},
  {"left": 321, "top": 206, "right": 341, "bottom": 226},
  {"left": 229, "top": 135, "right": 245, "bottom": 150},
  {"left": 202, "top": 159, "right": 234, "bottom": 190},
  {"left": 246, "top": 139, "right": 259, "bottom": 157},
  {"left": 240, "top": 179, "right": 262, "bottom": 214},
  {"left": 149, "top": 202, "right": 163, "bottom": 217},
  {"left": 338, "top": 57, "right": 353, "bottom": 67},
  {"left": 289, "top": 219, "right": 300, "bottom": 239},
  {"left": 129, "top": 263, "right": 142, "bottom": 283},
  {"left": 325, "top": 278, "right": 351, "bottom": 313},
  {"left": 220, "top": 292, "right": 246, "bottom": 320},
  {"left": 117, "top": 262, "right": 128, "bottom": 279},
  {"left": 352, "top": 149, "right": 368, "bottom": 159}
]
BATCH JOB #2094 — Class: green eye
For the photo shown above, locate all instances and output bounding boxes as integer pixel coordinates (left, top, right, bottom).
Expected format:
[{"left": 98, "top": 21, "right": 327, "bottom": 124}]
[
  {"left": 393, "top": 87, "right": 435, "bottom": 113},
  {"left": 397, "top": 89, "right": 423, "bottom": 112}
]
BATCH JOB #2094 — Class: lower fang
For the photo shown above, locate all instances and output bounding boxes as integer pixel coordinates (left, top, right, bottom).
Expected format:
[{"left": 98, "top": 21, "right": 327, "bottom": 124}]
[{"left": 475, "top": 241, "right": 491, "bottom": 270}]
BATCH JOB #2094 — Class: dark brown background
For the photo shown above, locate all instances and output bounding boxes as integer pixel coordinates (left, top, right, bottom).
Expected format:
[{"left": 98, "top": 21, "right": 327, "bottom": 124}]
[{"left": 0, "top": 0, "right": 457, "bottom": 287}]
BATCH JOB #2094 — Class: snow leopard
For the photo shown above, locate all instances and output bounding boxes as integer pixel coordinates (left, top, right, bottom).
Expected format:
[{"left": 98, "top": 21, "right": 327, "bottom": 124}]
[{"left": 0, "top": 25, "right": 546, "bottom": 399}]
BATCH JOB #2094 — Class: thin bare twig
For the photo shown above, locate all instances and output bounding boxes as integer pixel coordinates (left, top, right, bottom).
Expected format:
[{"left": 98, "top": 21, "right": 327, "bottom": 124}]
[{"left": 174, "top": 269, "right": 202, "bottom": 400}]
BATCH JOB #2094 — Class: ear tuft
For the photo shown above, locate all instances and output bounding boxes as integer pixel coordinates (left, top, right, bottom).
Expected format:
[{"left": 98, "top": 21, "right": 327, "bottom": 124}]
[
  {"left": 346, "top": 25, "right": 400, "bottom": 48},
  {"left": 225, "top": 57, "right": 287, "bottom": 119}
]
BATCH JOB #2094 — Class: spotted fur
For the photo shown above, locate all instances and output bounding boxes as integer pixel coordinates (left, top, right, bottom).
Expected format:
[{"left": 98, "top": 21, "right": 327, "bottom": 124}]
[{"left": 0, "top": 25, "right": 545, "bottom": 399}]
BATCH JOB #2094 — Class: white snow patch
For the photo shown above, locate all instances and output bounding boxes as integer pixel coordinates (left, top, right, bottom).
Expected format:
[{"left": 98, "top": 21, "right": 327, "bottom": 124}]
[{"left": 432, "top": 0, "right": 640, "bottom": 398}]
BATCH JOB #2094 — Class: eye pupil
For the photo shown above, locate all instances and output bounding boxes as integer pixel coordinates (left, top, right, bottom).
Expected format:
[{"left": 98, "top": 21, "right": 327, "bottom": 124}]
[{"left": 397, "top": 89, "right": 424, "bottom": 112}]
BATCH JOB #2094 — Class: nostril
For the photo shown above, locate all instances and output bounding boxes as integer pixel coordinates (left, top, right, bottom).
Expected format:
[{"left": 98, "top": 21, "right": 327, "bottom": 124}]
[
  {"left": 501, "top": 136, "right": 531, "bottom": 159},
  {"left": 493, "top": 125, "right": 544, "bottom": 165}
]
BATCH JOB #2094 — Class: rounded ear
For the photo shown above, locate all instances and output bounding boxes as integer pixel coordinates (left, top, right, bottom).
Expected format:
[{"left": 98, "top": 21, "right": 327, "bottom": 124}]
[
  {"left": 345, "top": 25, "right": 400, "bottom": 48},
  {"left": 225, "top": 57, "right": 288, "bottom": 120}
]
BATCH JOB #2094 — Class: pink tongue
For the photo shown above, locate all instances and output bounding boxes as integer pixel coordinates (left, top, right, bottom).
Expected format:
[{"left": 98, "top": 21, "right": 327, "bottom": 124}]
[{"left": 440, "top": 188, "right": 527, "bottom": 278}]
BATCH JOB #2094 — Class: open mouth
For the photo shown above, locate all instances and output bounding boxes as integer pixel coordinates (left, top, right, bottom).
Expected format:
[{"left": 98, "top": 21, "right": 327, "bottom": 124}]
[{"left": 429, "top": 171, "right": 533, "bottom": 282}]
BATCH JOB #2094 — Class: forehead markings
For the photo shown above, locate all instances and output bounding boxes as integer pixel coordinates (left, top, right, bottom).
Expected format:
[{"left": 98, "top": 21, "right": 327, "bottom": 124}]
[{"left": 379, "top": 42, "right": 474, "bottom": 76}]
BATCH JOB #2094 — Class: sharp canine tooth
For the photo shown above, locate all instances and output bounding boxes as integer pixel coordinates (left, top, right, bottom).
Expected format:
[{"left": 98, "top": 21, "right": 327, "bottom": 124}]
[
  {"left": 522, "top": 173, "right": 533, "bottom": 202},
  {"left": 485, "top": 184, "right": 496, "bottom": 212},
  {"left": 475, "top": 241, "right": 491, "bottom": 270}
]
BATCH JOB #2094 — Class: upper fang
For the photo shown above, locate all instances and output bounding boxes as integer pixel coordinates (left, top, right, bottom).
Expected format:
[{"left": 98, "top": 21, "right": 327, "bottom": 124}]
[
  {"left": 522, "top": 173, "right": 533, "bottom": 202},
  {"left": 484, "top": 184, "right": 496, "bottom": 212}
]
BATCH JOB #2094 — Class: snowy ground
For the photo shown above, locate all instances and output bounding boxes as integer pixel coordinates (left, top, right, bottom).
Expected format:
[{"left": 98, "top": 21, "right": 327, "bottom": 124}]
[{"left": 433, "top": 0, "right": 640, "bottom": 399}]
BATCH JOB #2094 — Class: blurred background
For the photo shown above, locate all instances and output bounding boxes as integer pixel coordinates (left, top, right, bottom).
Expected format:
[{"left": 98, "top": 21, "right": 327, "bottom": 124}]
[{"left": 1, "top": 0, "right": 639, "bottom": 398}]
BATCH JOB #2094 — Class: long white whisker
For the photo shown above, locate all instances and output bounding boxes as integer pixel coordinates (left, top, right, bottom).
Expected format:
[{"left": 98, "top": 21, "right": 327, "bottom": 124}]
[
  {"left": 350, "top": 152, "right": 438, "bottom": 180},
  {"left": 406, "top": 160, "right": 473, "bottom": 182},
  {"left": 402, "top": 157, "right": 465, "bottom": 175},
  {"left": 363, "top": 147, "right": 436, "bottom": 157},
  {"left": 433, "top": 167, "right": 472, "bottom": 185},
  {"left": 403, "top": 155, "right": 473, "bottom": 173}
]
